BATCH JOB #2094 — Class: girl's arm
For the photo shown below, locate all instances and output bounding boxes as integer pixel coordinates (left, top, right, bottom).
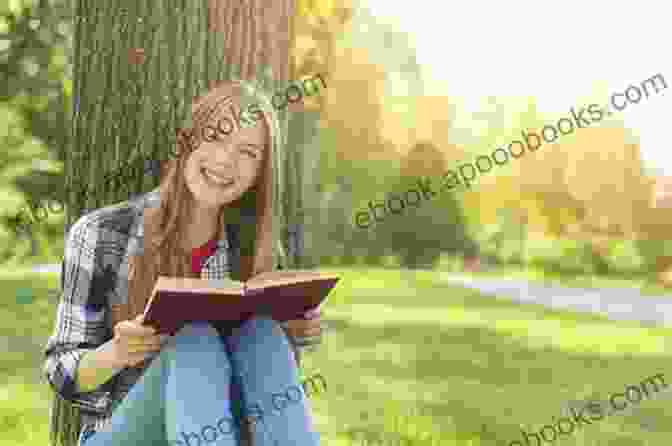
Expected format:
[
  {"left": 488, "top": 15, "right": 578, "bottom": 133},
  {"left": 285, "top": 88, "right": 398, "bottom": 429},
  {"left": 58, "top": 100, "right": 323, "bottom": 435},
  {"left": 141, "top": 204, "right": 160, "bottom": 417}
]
[
  {"left": 79, "top": 314, "right": 167, "bottom": 392},
  {"left": 43, "top": 215, "right": 119, "bottom": 412}
]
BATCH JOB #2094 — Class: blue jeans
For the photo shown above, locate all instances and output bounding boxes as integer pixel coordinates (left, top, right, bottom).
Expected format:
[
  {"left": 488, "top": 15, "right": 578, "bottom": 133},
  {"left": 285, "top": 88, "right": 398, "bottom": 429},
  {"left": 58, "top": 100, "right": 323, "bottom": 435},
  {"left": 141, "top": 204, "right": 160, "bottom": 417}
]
[{"left": 80, "top": 317, "right": 321, "bottom": 446}]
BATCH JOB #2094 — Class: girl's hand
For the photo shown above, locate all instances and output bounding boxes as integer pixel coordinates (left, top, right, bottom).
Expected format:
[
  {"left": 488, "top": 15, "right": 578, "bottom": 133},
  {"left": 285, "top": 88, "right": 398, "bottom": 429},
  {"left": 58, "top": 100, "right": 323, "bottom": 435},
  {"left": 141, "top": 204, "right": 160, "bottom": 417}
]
[
  {"left": 283, "top": 318, "right": 321, "bottom": 339},
  {"left": 282, "top": 309, "right": 322, "bottom": 339},
  {"left": 111, "top": 314, "right": 170, "bottom": 367},
  {"left": 653, "top": 177, "right": 672, "bottom": 209}
]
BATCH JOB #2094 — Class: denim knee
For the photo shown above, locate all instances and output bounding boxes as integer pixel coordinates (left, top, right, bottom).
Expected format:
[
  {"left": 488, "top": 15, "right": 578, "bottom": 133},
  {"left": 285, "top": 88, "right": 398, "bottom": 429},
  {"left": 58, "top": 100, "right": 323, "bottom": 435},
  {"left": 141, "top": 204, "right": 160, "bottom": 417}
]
[
  {"left": 239, "top": 316, "right": 284, "bottom": 338},
  {"left": 170, "top": 322, "right": 222, "bottom": 349},
  {"left": 230, "top": 316, "right": 293, "bottom": 355},
  {"left": 176, "top": 321, "right": 219, "bottom": 337}
]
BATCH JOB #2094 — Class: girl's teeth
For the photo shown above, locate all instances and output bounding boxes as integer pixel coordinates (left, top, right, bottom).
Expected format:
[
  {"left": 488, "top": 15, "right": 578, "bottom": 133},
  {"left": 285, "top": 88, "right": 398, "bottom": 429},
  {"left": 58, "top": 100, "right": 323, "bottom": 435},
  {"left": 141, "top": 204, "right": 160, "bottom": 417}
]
[{"left": 203, "top": 169, "right": 233, "bottom": 185}]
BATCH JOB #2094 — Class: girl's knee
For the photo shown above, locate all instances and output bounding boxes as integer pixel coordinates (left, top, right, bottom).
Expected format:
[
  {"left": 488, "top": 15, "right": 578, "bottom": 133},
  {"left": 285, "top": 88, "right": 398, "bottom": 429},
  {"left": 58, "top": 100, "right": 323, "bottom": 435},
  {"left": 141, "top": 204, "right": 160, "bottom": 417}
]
[
  {"left": 175, "top": 321, "right": 219, "bottom": 338},
  {"left": 240, "top": 315, "right": 281, "bottom": 335},
  {"left": 233, "top": 316, "right": 291, "bottom": 353},
  {"left": 164, "top": 322, "right": 232, "bottom": 373},
  {"left": 170, "top": 322, "right": 222, "bottom": 350}
]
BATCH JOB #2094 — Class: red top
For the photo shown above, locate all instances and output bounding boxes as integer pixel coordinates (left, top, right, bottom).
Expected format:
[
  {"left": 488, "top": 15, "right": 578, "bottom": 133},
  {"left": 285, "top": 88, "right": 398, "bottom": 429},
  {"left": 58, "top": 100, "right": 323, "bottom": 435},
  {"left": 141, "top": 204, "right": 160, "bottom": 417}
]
[
  {"left": 191, "top": 238, "right": 219, "bottom": 274},
  {"left": 164, "top": 237, "right": 221, "bottom": 338},
  {"left": 189, "top": 237, "right": 320, "bottom": 321}
]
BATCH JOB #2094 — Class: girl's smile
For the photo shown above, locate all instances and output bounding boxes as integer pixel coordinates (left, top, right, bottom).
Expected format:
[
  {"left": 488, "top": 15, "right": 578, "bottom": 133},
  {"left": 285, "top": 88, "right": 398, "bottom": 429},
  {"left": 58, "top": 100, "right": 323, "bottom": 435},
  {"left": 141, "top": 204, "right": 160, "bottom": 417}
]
[{"left": 200, "top": 167, "right": 235, "bottom": 188}]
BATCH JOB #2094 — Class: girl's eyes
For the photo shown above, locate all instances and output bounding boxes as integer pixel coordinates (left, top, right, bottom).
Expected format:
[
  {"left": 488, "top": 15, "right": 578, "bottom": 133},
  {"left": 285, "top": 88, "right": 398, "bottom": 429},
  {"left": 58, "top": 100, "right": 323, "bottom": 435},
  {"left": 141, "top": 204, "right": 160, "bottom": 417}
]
[
  {"left": 240, "top": 146, "right": 261, "bottom": 159},
  {"left": 206, "top": 137, "right": 261, "bottom": 159}
]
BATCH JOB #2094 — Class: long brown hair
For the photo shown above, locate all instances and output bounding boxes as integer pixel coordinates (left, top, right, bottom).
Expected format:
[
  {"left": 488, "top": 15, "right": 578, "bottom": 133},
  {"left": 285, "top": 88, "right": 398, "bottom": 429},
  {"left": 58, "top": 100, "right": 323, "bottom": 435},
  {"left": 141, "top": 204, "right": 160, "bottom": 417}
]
[{"left": 110, "top": 80, "right": 278, "bottom": 332}]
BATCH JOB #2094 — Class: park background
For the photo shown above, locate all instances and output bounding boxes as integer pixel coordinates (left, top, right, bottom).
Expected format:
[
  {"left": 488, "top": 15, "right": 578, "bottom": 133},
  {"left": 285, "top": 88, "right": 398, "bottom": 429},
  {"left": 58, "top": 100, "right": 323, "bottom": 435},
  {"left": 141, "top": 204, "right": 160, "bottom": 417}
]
[{"left": 1, "top": 0, "right": 671, "bottom": 445}]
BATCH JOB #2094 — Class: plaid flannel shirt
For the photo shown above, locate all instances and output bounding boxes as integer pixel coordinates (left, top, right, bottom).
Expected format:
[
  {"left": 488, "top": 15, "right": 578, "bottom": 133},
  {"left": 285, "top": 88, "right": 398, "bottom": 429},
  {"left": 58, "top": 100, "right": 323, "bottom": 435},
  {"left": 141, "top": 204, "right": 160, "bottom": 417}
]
[{"left": 43, "top": 189, "right": 307, "bottom": 439}]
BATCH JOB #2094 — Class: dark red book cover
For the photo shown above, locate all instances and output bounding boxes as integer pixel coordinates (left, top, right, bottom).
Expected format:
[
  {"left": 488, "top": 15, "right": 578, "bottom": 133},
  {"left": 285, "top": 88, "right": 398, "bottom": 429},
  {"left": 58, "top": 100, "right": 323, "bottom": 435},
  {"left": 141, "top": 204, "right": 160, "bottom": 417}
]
[{"left": 142, "top": 271, "right": 339, "bottom": 334}]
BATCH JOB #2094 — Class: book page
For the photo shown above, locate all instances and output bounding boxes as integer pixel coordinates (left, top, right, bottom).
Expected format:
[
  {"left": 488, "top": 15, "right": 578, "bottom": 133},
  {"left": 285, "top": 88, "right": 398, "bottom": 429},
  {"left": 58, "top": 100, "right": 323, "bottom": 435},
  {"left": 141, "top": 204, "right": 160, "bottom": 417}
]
[
  {"left": 247, "top": 270, "right": 338, "bottom": 289},
  {"left": 154, "top": 276, "right": 244, "bottom": 294}
]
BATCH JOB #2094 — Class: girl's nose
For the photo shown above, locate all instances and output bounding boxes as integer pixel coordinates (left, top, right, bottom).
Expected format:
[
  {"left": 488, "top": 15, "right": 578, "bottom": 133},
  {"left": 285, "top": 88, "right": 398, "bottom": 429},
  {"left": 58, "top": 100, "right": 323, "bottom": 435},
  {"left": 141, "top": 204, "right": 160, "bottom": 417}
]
[{"left": 211, "top": 148, "right": 235, "bottom": 164}]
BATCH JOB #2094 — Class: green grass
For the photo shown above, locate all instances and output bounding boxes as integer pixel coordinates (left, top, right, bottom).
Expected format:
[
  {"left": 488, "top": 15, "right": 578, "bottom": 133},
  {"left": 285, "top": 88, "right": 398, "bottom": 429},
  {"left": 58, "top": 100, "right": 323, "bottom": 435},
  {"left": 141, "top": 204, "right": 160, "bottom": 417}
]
[
  {"left": 2, "top": 267, "right": 672, "bottom": 446},
  {"left": 0, "top": 268, "right": 60, "bottom": 446}
]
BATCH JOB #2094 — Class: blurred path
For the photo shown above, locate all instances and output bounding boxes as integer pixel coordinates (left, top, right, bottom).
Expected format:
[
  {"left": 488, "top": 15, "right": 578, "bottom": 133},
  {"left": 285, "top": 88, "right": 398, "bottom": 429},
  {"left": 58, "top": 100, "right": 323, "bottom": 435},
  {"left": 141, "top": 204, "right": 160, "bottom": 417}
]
[
  {"left": 441, "top": 273, "right": 672, "bottom": 328},
  {"left": 31, "top": 263, "right": 60, "bottom": 274}
]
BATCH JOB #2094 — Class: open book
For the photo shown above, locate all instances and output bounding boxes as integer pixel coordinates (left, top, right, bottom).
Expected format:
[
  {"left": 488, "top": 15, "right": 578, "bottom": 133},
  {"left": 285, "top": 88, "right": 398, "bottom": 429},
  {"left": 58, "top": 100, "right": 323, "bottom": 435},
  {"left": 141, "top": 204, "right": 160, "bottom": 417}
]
[{"left": 142, "top": 270, "right": 340, "bottom": 334}]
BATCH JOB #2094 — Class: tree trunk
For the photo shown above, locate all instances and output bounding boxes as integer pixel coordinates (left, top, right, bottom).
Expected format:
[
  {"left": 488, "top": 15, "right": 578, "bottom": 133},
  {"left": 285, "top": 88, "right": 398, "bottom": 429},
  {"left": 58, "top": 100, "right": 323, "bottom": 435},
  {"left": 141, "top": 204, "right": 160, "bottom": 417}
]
[{"left": 69, "top": 0, "right": 215, "bottom": 225}]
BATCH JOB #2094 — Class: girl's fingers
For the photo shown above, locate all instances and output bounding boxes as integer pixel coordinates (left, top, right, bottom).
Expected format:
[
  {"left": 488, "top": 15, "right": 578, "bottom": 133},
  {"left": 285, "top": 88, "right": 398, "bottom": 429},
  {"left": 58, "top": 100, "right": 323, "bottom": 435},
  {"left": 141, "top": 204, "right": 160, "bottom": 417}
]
[
  {"left": 126, "top": 352, "right": 153, "bottom": 366},
  {"left": 125, "top": 334, "right": 162, "bottom": 346},
  {"left": 281, "top": 316, "right": 324, "bottom": 339},
  {"left": 117, "top": 322, "right": 156, "bottom": 338},
  {"left": 284, "top": 318, "right": 321, "bottom": 331},
  {"left": 127, "top": 342, "right": 162, "bottom": 354},
  {"left": 297, "top": 328, "right": 322, "bottom": 338},
  {"left": 285, "top": 325, "right": 322, "bottom": 339},
  {"left": 125, "top": 335, "right": 166, "bottom": 352},
  {"left": 126, "top": 339, "right": 162, "bottom": 349},
  {"left": 127, "top": 336, "right": 164, "bottom": 346}
]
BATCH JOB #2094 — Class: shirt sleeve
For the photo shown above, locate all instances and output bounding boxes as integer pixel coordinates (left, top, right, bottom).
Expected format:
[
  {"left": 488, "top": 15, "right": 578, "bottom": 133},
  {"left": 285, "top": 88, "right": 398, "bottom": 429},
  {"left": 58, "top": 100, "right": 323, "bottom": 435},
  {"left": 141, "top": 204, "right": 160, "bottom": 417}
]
[{"left": 43, "top": 215, "right": 115, "bottom": 413}]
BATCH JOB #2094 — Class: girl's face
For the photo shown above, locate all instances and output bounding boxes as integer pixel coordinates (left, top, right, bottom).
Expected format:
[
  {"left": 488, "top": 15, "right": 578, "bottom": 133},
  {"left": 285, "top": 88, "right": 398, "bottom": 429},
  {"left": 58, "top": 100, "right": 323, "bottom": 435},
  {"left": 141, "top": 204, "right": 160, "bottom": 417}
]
[{"left": 183, "top": 101, "right": 267, "bottom": 209}]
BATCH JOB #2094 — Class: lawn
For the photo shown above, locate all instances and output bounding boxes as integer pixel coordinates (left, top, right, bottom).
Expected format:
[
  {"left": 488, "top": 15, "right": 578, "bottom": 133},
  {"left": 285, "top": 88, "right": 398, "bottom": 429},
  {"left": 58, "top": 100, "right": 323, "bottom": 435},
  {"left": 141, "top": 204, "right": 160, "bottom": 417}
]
[{"left": 1, "top": 267, "right": 671, "bottom": 446}]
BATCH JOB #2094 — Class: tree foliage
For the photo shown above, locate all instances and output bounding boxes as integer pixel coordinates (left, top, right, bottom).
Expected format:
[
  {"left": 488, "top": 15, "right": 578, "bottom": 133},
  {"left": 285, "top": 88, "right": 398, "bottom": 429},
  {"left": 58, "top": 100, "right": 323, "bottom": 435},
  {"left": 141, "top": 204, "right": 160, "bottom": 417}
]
[{"left": 0, "top": 0, "right": 71, "bottom": 260}]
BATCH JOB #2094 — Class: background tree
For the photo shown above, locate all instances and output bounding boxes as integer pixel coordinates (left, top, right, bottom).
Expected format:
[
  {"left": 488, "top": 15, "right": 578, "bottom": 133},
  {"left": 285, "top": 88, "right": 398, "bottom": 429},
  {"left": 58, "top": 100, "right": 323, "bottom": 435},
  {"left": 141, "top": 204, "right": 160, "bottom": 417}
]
[
  {"left": 382, "top": 141, "right": 475, "bottom": 268},
  {"left": 0, "top": 0, "right": 71, "bottom": 262},
  {"left": 289, "top": 0, "right": 353, "bottom": 267}
]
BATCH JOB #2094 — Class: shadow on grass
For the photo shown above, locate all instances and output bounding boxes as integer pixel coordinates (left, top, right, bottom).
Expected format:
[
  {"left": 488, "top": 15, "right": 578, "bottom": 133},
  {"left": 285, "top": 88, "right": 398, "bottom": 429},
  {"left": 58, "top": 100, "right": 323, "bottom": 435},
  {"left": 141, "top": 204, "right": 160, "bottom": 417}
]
[{"left": 320, "top": 309, "right": 672, "bottom": 446}]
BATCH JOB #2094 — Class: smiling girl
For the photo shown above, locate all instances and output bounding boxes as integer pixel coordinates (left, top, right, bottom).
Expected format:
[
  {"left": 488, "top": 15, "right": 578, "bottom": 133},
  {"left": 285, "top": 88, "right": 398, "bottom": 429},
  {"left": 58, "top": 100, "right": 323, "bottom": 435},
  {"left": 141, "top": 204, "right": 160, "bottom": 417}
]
[{"left": 44, "top": 79, "right": 322, "bottom": 446}]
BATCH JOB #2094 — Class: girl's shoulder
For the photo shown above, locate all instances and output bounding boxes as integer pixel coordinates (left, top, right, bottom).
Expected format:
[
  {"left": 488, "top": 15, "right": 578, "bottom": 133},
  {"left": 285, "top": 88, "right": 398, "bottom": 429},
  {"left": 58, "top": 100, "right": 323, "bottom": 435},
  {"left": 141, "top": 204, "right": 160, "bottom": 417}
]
[{"left": 67, "top": 193, "right": 151, "bottom": 242}]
